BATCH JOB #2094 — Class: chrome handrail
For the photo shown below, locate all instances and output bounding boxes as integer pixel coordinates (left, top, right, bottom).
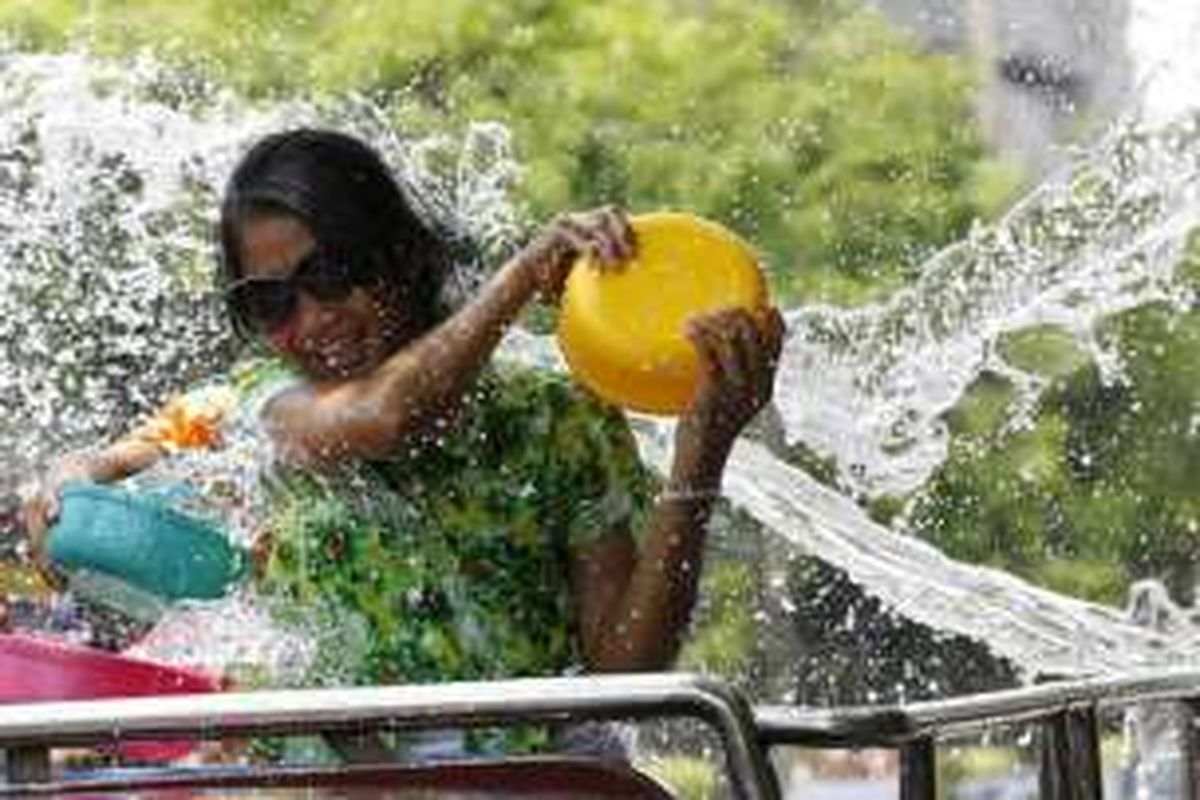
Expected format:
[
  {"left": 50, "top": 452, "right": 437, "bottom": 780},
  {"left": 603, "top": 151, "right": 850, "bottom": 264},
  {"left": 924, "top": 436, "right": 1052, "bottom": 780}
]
[
  {"left": 757, "top": 667, "right": 1200, "bottom": 800},
  {"left": 756, "top": 666, "right": 1200, "bottom": 747},
  {"left": 5, "top": 668, "right": 1200, "bottom": 799},
  {"left": 0, "top": 672, "right": 779, "bottom": 800}
]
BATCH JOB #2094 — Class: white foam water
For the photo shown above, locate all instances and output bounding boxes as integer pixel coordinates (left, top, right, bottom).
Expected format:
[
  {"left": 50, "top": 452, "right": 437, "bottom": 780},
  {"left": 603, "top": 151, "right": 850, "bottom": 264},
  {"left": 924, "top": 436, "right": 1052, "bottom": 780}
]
[
  {"left": 773, "top": 111, "right": 1200, "bottom": 498},
  {"left": 1128, "top": 0, "right": 1200, "bottom": 124}
]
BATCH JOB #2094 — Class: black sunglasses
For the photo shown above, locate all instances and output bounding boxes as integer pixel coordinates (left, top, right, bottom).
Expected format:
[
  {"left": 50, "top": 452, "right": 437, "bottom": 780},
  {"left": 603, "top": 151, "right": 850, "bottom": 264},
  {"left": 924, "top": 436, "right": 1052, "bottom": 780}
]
[{"left": 226, "top": 250, "right": 357, "bottom": 332}]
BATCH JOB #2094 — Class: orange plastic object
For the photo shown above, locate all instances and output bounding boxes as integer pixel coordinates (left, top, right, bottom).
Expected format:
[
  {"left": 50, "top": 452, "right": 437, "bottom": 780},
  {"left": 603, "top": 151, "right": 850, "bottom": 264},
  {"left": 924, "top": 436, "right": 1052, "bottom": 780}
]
[
  {"left": 140, "top": 386, "right": 236, "bottom": 451},
  {"left": 557, "top": 212, "right": 767, "bottom": 415}
]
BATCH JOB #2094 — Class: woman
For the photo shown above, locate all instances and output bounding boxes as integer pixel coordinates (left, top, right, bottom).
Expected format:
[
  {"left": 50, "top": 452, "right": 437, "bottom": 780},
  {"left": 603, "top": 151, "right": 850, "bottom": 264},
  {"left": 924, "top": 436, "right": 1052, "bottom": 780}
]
[{"left": 24, "top": 128, "right": 784, "bottom": 689}]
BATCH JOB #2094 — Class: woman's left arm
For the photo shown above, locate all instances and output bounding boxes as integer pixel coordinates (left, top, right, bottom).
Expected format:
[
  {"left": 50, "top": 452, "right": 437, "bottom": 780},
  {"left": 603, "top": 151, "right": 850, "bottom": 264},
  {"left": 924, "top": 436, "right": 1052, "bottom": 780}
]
[{"left": 570, "top": 306, "right": 785, "bottom": 671}]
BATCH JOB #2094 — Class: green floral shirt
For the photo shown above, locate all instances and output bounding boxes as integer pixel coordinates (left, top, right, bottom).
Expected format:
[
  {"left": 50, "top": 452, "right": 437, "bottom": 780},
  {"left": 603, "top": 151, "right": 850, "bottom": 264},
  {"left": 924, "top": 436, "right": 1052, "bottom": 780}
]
[{"left": 253, "top": 360, "right": 655, "bottom": 689}]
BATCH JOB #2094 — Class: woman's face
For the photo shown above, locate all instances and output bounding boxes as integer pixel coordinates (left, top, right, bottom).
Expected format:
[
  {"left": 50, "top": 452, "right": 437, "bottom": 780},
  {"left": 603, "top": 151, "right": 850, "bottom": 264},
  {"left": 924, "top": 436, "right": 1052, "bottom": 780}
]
[{"left": 236, "top": 212, "right": 420, "bottom": 381}]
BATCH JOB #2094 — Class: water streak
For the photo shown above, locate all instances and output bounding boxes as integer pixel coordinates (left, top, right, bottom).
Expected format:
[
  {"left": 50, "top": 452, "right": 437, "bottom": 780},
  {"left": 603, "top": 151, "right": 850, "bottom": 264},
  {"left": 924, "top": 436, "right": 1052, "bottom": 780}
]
[{"left": 774, "top": 112, "right": 1200, "bottom": 497}]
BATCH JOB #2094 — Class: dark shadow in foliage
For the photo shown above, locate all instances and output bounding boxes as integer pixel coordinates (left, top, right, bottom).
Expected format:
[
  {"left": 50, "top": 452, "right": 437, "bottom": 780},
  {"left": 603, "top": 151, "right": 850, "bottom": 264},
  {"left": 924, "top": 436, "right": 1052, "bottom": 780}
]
[{"left": 786, "top": 558, "right": 1019, "bottom": 706}]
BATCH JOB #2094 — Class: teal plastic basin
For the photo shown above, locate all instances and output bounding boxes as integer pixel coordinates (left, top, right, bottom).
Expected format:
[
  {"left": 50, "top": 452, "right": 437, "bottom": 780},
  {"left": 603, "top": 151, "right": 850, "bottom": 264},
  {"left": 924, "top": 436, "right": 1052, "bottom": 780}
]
[{"left": 47, "top": 483, "right": 248, "bottom": 606}]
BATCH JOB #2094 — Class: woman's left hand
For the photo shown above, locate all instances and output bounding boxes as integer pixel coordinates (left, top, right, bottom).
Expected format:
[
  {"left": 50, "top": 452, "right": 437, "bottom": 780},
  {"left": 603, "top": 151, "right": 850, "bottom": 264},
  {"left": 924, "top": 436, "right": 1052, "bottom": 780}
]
[
  {"left": 515, "top": 206, "right": 635, "bottom": 302},
  {"left": 674, "top": 306, "right": 786, "bottom": 475}
]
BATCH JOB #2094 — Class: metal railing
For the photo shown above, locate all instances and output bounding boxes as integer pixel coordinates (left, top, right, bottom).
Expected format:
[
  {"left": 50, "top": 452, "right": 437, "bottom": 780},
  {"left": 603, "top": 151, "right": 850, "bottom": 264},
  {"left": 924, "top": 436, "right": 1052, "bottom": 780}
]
[
  {"left": 2, "top": 668, "right": 1200, "bottom": 798},
  {"left": 0, "top": 672, "right": 779, "bottom": 799},
  {"left": 759, "top": 667, "right": 1200, "bottom": 800}
]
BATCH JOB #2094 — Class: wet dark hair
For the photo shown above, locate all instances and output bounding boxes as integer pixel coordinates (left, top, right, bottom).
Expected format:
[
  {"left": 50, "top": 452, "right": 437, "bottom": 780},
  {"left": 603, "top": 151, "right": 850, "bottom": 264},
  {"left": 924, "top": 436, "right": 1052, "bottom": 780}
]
[{"left": 218, "top": 128, "right": 455, "bottom": 339}]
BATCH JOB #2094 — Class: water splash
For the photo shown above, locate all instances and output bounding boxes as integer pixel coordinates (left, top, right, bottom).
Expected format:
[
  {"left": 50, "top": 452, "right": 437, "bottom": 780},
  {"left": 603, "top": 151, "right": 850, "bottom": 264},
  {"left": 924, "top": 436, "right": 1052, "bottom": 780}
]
[
  {"left": 0, "top": 51, "right": 519, "bottom": 498},
  {"left": 694, "top": 110, "right": 1200, "bottom": 673},
  {"left": 773, "top": 111, "right": 1200, "bottom": 498},
  {"left": 125, "top": 589, "right": 318, "bottom": 686},
  {"left": 651, "top": 434, "right": 1200, "bottom": 676},
  {"left": 0, "top": 51, "right": 278, "bottom": 493}
]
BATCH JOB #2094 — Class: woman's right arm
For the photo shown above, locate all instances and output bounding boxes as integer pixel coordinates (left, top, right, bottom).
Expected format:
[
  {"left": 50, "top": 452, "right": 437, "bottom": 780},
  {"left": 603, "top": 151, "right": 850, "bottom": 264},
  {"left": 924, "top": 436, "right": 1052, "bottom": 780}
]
[{"left": 264, "top": 209, "right": 633, "bottom": 467}]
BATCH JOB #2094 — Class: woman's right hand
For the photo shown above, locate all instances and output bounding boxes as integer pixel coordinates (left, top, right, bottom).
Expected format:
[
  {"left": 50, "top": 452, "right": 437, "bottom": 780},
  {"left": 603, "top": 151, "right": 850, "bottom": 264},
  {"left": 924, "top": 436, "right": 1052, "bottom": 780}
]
[
  {"left": 19, "top": 454, "right": 96, "bottom": 561},
  {"left": 514, "top": 206, "right": 636, "bottom": 301},
  {"left": 19, "top": 437, "right": 164, "bottom": 558}
]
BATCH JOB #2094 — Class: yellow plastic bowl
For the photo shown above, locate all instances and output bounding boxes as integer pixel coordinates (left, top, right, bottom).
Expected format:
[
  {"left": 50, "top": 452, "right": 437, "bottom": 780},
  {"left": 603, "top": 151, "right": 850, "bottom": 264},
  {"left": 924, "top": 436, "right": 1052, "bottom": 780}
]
[{"left": 557, "top": 212, "right": 767, "bottom": 415}]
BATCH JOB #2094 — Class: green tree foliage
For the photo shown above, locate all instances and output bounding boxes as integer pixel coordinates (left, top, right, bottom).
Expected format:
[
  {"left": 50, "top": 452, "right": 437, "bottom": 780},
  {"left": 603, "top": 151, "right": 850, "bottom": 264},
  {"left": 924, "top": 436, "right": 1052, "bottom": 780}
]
[
  {"left": 0, "top": 0, "right": 1003, "bottom": 304},
  {"left": 677, "top": 560, "right": 759, "bottom": 683}
]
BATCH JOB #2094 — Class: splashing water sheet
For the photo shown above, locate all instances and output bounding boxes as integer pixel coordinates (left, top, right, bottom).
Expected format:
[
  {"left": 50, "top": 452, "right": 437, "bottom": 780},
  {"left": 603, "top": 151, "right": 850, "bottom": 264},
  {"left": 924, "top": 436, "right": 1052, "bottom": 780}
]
[{"left": 774, "top": 112, "right": 1200, "bottom": 500}]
